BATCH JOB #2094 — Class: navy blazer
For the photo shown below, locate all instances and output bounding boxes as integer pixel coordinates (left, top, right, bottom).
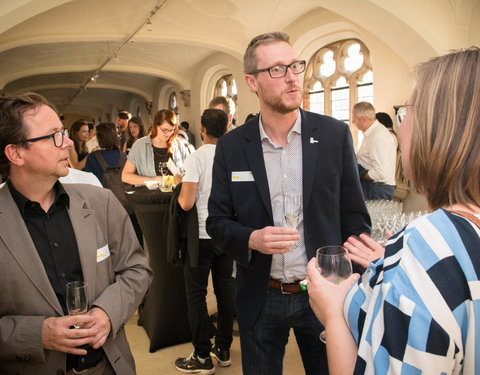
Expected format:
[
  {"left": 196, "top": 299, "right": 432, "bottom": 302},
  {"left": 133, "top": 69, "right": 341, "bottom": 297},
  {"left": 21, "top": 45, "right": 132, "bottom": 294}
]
[{"left": 206, "top": 109, "right": 371, "bottom": 329}]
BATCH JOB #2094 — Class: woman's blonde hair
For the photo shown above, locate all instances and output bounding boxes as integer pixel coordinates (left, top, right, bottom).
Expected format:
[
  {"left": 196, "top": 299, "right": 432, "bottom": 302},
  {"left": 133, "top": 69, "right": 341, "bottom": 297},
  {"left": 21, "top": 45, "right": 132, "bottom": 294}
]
[{"left": 410, "top": 47, "right": 480, "bottom": 210}]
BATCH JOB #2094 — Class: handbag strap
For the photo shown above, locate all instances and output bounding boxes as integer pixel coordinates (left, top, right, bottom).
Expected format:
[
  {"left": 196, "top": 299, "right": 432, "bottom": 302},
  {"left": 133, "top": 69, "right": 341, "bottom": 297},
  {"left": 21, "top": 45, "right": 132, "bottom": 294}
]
[{"left": 448, "top": 209, "right": 480, "bottom": 229}]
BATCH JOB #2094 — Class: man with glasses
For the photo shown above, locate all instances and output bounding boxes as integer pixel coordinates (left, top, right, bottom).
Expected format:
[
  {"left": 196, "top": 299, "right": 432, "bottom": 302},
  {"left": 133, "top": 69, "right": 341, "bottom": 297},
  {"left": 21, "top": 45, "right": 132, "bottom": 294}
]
[
  {"left": 207, "top": 32, "right": 370, "bottom": 374},
  {"left": 0, "top": 93, "right": 152, "bottom": 375}
]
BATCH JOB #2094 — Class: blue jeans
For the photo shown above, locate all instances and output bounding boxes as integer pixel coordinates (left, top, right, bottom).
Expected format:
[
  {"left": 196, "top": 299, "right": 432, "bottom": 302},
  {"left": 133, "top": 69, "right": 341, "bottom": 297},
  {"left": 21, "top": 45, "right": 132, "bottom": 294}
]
[
  {"left": 239, "top": 288, "right": 328, "bottom": 375},
  {"left": 183, "top": 239, "right": 234, "bottom": 358}
]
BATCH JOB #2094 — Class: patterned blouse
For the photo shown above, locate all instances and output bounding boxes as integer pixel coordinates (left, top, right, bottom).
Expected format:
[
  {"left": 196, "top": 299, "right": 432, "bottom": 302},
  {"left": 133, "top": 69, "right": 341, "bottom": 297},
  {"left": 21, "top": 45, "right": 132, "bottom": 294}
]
[{"left": 345, "top": 209, "right": 480, "bottom": 374}]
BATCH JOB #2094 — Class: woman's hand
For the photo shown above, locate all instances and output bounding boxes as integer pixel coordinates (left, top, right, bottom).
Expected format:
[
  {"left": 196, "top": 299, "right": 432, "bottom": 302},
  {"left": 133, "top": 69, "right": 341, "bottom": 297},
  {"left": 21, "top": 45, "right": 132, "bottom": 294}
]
[
  {"left": 343, "top": 233, "right": 385, "bottom": 269},
  {"left": 306, "top": 258, "right": 360, "bottom": 326}
]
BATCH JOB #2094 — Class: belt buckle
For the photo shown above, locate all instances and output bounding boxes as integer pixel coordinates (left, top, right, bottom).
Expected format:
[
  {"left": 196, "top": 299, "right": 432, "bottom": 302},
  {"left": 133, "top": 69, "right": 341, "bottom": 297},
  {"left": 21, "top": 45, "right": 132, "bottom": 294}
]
[
  {"left": 280, "top": 282, "right": 291, "bottom": 295},
  {"left": 72, "top": 368, "right": 89, "bottom": 375}
]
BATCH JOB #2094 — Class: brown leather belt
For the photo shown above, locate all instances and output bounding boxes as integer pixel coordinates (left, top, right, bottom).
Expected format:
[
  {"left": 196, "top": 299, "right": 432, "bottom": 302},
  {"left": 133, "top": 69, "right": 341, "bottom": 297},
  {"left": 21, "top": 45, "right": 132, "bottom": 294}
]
[{"left": 268, "top": 278, "right": 305, "bottom": 294}]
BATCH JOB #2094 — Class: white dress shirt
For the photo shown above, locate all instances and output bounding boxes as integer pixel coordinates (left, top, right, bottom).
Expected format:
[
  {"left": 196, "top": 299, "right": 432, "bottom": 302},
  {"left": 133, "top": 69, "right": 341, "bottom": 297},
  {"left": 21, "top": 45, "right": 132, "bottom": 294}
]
[{"left": 357, "top": 120, "right": 397, "bottom": 185}]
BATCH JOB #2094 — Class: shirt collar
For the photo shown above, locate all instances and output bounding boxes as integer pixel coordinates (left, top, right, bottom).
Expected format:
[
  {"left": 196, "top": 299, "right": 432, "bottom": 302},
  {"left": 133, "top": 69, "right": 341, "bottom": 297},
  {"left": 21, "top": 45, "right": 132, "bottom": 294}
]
[
  {"left": 8, "top": 179, "right": 70, "bottom": 216},
  {"left": 258, "top": 110, "right": 302, "bottom": 145},
  {"left": 363, "top": 120, "right": 380, "bottom": 137}
]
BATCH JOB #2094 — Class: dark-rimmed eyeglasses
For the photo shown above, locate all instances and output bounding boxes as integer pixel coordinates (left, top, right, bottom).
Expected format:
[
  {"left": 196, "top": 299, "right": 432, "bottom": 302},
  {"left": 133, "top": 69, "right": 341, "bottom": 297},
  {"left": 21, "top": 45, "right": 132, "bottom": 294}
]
[
  {"left": 395, "top": 105, "right": 413, "bottom": 127},
  {"left": 23, "top": 129, "right": 69, "bottom": 148},
  {"left": 249, "top": 60, "right": 306, "bottom": 79}
]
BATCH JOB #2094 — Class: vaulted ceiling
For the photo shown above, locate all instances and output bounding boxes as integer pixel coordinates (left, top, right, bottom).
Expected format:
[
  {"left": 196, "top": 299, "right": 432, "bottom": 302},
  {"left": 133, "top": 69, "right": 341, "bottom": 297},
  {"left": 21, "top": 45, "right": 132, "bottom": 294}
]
[{"left": 0, "top": 0, "right": 478, "bottom": 119}]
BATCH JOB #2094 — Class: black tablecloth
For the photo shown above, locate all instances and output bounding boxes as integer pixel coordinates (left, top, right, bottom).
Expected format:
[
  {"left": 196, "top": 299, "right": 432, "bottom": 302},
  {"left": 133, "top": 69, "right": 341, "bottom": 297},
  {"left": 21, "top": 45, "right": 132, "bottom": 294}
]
[{"left": 127, "top": 187, "right": 191, "bottom": 352}]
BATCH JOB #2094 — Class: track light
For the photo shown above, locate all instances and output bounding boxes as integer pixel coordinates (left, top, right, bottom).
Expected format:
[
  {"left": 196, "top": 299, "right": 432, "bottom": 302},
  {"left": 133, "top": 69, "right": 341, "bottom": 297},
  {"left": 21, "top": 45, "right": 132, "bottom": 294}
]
[
  {"left": 146, "top": 19, "right": 152, "bottom": 31},
  {"left": 113, "top": 54, "right": 120, "bottom": 63}
]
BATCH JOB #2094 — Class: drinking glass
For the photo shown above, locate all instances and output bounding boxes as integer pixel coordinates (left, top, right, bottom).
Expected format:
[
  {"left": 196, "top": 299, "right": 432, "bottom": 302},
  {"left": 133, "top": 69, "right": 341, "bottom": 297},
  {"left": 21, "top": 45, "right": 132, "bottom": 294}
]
[
  {"left": 284, "top": 193, "right": 301, "bottom": 228},
  {"left": 316, "top": 246, "right": 352, "bottom": 343},
  {"left": 66, "top": 281, "right": 88, "bottom": 328}
]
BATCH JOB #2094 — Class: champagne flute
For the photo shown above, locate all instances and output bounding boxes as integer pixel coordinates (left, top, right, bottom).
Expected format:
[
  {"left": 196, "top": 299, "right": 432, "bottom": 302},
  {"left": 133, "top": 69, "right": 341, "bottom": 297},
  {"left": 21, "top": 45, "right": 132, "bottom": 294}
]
[
  {"left": 316, "top": 246, "right": 352, "bottom": 343},
  {"left": 284, "top": 193, "right": 301, "bottom": 228},
  {"left": 66, "top": 281, "right": 88, "bottom": 328}
]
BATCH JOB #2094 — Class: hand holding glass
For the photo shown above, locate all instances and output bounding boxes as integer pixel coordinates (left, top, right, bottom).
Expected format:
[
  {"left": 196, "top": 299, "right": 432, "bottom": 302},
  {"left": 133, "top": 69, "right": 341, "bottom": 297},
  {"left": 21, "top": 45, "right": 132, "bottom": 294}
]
[
  {"left": 316, "top": 246, "right": 353, "bottom": 342},
  {"left": 284, "top": 193, "right": 301, "bottom": 228},
  {"left": 66, "top": 281, "right": 88, "bottom": 328}
]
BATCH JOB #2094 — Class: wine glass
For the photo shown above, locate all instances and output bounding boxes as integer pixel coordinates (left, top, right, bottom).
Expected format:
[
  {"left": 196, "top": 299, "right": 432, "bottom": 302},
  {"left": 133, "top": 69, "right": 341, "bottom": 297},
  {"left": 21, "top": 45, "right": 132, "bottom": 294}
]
[
  {"left": 66, "top": 281, "right": 88, "bottom": 328},
  {"left": 316, "top": 246, "right": 353, "bottom": 343},
  {"left": 284, "top": 193, "right": 301, "bottom": 228}
]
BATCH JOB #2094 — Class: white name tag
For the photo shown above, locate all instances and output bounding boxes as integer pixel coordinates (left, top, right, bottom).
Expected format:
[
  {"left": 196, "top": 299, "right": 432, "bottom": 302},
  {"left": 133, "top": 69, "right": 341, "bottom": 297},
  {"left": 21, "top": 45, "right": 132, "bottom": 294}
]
[
  {"left": 96, "top": 244, "right": 110, "bottom": 262},
  {"left": 232, "top": 171, "right": 255, "bottom": 182}
]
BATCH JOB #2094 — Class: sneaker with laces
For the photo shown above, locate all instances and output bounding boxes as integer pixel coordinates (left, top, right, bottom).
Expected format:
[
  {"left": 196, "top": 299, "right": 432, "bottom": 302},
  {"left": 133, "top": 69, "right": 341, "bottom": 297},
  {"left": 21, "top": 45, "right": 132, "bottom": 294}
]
[
  {"left": 174, "top": 352, "right": 215, "bottom": 374},
  {"left": 210, "top": 345, "right": 231, "bottom": 367}
]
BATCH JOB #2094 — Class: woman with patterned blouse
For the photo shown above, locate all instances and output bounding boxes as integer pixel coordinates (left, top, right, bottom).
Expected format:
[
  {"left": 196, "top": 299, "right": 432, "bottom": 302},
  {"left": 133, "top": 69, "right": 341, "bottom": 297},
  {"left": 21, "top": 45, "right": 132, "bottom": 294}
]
[{"left": 306, "top": 47, "right": 480, "bottom": 374}]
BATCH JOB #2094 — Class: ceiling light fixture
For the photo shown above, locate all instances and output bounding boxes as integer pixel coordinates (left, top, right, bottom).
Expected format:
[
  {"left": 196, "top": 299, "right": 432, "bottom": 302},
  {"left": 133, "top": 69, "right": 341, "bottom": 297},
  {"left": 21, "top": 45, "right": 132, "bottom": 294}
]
[{"left": 61, "top": 0, "right": 169, "bottom": 111}]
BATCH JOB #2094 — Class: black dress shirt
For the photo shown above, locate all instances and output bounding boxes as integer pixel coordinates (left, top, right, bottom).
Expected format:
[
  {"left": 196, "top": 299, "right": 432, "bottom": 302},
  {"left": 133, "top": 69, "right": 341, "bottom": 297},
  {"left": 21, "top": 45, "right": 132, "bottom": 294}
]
[{"left": 8, "top": 180, "right": 83, "bottom": 315}]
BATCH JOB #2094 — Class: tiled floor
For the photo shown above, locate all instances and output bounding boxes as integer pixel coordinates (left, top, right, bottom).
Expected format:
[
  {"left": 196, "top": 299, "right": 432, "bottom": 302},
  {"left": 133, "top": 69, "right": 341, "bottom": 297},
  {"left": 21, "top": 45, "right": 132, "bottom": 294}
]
[{"left": 125, "top": 315, "right": 304, "bottom": 374}]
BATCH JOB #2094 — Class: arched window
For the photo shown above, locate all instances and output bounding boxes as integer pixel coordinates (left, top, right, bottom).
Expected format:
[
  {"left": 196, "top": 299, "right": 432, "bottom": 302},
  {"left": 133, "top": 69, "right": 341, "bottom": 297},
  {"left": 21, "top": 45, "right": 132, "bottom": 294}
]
[
  {"left": 214, "top": 74, "right": 238, "bottom": 124},
  {"left": 169, "top": 92, "right": 180, "bottom": 123},
  {"left": 303, "top": 39, "right": 372, "bottom": 147}
]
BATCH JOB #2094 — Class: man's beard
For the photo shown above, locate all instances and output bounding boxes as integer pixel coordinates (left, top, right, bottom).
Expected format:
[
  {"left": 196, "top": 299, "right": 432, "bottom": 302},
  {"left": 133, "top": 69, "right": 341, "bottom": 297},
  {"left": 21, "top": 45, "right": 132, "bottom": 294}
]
[{"left": 258, "top": 85, "right": 302, "bottom": 114}]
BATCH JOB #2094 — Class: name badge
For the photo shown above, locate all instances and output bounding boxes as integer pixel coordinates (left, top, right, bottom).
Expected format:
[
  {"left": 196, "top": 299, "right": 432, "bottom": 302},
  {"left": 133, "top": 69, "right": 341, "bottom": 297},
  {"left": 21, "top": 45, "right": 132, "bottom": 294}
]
[
  {"left": 96, "top": 244, "right": 110, "bottom": 262},
  {"left": 232, "top": 171, "right": 255, "bottom": 182}
]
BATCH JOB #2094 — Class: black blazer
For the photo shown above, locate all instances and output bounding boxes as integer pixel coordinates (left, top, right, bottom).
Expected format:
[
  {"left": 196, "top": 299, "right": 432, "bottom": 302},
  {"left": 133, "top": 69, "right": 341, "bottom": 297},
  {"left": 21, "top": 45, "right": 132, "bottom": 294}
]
[{"left": 206, "top": 109, "right": 371, "bottom": 329}]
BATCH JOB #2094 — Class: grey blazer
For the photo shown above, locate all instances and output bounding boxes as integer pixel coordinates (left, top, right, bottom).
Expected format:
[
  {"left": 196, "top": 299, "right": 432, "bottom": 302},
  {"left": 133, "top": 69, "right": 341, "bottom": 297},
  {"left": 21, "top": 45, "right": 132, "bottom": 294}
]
[{"left": 0, "top": 183, "right": 153, "bottom": 375}]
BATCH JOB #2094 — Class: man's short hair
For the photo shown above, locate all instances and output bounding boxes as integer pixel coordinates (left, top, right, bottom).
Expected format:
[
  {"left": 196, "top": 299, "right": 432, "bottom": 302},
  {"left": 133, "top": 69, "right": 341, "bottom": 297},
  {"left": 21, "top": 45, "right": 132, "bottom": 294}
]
[
  {"left": 208, "top": 96, "right": 231, "bottom": 115},
  {"left": 244, "top": 31, "right": 290, "bottom": 74},
  {"left": 353, "top": 102, "right": 376, "bottom": 120},
  {"left": 201, "top": 109, "right": 228, "bottom": 139},
  {"left": 117, "top": 110, "right": 131, "bottom": 120},
  {"left": 0, "top": 92, "right": 55, "bottom": 178},
  {"left": 180, "top": 121, "right": 190, "bottom": 130}
]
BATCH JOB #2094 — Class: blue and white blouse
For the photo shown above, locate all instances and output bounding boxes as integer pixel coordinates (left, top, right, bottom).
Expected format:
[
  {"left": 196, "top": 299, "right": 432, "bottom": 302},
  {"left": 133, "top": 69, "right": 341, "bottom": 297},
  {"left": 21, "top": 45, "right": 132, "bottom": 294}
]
[{"left": 345, "top": 209, "right": 480, "bottom": 374}]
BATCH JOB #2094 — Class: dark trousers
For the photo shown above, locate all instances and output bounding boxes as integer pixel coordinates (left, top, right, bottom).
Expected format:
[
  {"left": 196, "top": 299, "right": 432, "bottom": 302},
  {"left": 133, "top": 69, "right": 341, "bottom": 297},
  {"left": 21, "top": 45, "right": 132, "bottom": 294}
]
[
  {"left": 239, "top": 288, "right": 328, "bottom": 375},
  {"left": 183, "top": 239, "right": 234, "bottom": 358}
]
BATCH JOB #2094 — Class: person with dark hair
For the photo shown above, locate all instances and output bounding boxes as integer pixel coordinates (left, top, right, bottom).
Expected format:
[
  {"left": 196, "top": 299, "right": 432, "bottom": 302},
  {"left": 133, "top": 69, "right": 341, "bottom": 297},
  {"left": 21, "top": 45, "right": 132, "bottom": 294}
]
[
  {"left": 122, "top": 116, "right": 145, "bottom": 154},
  {"left": 244, "top": 113, "right": 258, "bottom": 123},
  {"left": 206, "top": 31, "right": 370, "bottom": 374},
  {"left": 0, "top": 92, "right": 152, "bottom": 375},
  {"left": 68, "top": 119, "right": 90, "bottom": 170},
  {"left": 116, "top": 110, "right": 130, "bottom": 151},
  {"left": 84, "top": 122, "right": 143, "bottom": 246},
  {"left": 173, "top": 108, "right": 232, "bottom": 374},
  {"left": 121, "top": 109, "right": 192, "bottom": 185},
  {"left": 180, "top": 120, "right": 196, "bottom": 148},
  {"left": 353, "top": 102, "right": 397, "bottom": 200},
  {"left": 375, "top": 111, "right": 394, "bottom": 130},
  {"left": 307, "top": 47, "right": 480, "bottom": 375}
]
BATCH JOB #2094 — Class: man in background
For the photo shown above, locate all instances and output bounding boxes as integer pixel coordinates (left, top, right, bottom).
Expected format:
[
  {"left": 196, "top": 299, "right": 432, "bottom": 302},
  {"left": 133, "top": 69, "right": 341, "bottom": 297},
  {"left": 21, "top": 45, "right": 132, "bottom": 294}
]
[
  {"left": 0, "top": 93, "right": 152, "bottom": 375},
  {"left": 116, "top": 110, "right": 130, "bottom": 152},
  {"left": 174, "top": 109, "right": 233, "bottom": 374},
  {"left": 353, "top": 101, "right": 397, "bottom": 200},
  {"left": 208, "top": 96, "right": 236, "bottom": 132}
]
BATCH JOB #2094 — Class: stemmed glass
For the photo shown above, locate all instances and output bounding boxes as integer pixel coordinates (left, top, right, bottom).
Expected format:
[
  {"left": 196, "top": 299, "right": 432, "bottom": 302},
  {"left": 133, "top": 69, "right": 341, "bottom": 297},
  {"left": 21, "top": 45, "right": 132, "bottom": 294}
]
[
  {"left": 316, "top": 246, "right": 353, "bottom": 343},
  {"left": 66, "top": 281, "right": 88, "bottom": 328},
  {"left": 284, "top": 193, "right": 302, "bottom": 228}
]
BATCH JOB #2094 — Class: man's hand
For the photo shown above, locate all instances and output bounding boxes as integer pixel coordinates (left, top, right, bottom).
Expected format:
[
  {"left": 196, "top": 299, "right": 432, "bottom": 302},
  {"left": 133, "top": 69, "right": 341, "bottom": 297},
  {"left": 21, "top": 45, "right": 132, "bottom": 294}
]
[
  {"left": 42, "top": 315, "right": 94, "bottom": 355},
  {"left": 248, "top": 226, "right": 299, "bottom": 254},
  {"left": 82, "top": 307, "right": 111, "bottom": 349}
]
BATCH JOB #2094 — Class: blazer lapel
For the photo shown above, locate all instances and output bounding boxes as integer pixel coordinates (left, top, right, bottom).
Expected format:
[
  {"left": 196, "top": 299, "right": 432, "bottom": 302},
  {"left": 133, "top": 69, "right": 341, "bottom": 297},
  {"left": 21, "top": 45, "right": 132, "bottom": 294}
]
[
  {"left": 0, "top": 186, "right": 63, "bottom": 315},
  {"left": 243, "top": 121, "right": 273, "bottom": 222},
  {"left": 65, "top": 187, "right": 98, "bottom": 305},
  {"left": 300, "top": 109, "right": 321, "bottom": 210}
]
